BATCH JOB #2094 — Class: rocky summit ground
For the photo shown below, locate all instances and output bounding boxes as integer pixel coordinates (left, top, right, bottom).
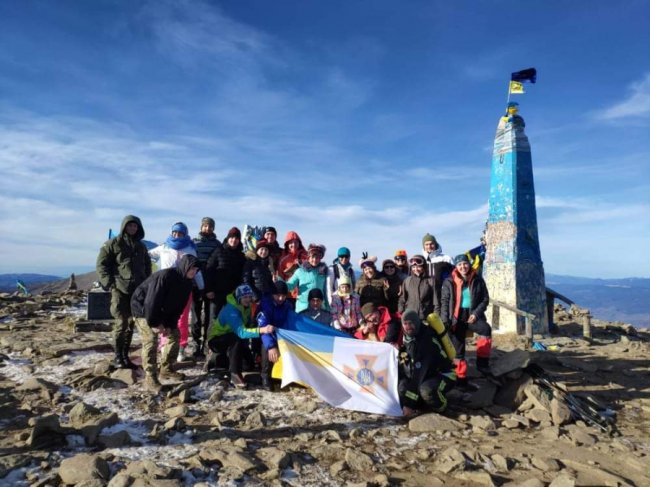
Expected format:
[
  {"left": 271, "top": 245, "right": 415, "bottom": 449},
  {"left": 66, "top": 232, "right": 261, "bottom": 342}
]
[{"left": 0, "top": 291, "right": 649, "bottom": 487}]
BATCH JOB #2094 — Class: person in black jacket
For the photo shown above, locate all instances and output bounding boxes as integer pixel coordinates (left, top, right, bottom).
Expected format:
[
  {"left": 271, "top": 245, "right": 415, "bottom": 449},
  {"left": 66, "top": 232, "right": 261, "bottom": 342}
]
[
  {"left": 192, "top": 217, "right": 222, "bottom": 359},
  {"left": 242, "top": 239, "right": 275, "bottom": 302},
  {"left": 131, "top": 254, "right": 200, "bottom": 393},
  {"left": 440, "top": 254, "right": 492, "bottom": 388},
  {"left": 205, "top": 227, "right": 246, "bottom": 320},
  {"left": 398, "top": 309, "right": 456, "bottom": 416}
]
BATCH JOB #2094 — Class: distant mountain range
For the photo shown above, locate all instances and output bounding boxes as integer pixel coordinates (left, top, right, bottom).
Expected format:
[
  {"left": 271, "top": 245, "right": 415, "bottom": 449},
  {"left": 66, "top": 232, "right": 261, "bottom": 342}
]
[
  {"left": 546, "top": 274, "right": 650, "bottom": 328},
  {"left": 1, "top": 272, "right": 648, "bottom": 328}
]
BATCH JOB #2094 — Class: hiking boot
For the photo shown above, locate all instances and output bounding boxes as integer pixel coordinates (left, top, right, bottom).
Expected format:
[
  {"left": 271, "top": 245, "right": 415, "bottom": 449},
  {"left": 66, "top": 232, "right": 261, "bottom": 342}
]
[
  {"left": 231, "top": 373, "right": 247, "bottom": 389},
  {"left": 159, "top": 367, "right": 184, "bottom": 381},
  {"left": 144, "top": 375, "right": 162, "bottom": 394},
  {"left": 113, "top": 354, "right": 128, "bottom": 369}
]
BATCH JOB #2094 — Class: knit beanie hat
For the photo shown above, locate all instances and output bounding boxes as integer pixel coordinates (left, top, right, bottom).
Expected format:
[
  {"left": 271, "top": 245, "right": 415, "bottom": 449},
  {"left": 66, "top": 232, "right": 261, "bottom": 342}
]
[
  {"left": 338, "top": 275, "right": 352, "bottom": 288},
  {"left": 361, "top": 302, "right": 378, "bottom": 318},
  {"left": 264, "top": 226, "right": 277, "bottom": 236},
  {"left": 337, "top": 247, "right": 351, "bottom": 257},
  {"left": 227, "top": 227, "right": 241, "bottom": 239},
  {"left": 454, "top": 254, "right": 471, "bottom": 265},
  {"left": 308, "top": 288, "right": 324, "bottom": 301},
  {"left": 235, "top": 284, "right": 254, "bottom": 303},
  {"left": 201, "top": 217, "right": 215, "bottom": 229},
  {"left": 171, "top": 222, "right": 188, "bottom": 235},
  {"left": 382, "top": 259, "right": 396, "bottom": 269},
  {"left": 256, "top": 239, "right": 269, "bottom": 250},
  {"left": 401, "top": 308, "right": 421, "bottom": 334},
  {"left": 394, "top": 249, "right": 408, "bottom": 258},
  {"left": 273, "top": 281, "right": 288, "bottom": 295},
  {"left": 422, "top": 233, "right": 438, "bottom": 248}
]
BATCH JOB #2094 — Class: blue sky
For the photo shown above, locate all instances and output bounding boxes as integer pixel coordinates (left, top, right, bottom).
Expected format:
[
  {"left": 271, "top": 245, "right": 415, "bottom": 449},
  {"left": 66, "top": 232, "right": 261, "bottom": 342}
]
[{"left": 0, "top": 0, "right": 648, "bottom": 278}]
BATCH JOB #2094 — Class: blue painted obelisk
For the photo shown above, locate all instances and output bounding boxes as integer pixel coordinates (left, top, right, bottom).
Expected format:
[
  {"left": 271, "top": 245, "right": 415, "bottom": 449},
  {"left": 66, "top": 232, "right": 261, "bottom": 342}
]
[{"left": 484, "top": 103, "right": 548, "bottom": 334}]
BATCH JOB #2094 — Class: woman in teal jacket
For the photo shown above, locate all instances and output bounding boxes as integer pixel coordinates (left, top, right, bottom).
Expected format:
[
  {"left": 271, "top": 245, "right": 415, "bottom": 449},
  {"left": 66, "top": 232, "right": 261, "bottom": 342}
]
[
  {"left": 286, "top": 244, "right": 330, "bottom": 313},
  {"left": 205, "top": 284, "right": 274, "bottom": 388}
]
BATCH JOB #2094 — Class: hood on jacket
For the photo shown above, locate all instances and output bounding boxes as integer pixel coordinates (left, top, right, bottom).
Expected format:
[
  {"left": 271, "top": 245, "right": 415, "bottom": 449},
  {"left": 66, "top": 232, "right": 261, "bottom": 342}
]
[
  {"left": 283, "top": 230, "right": 305, "bottom": 253},
  {"left": 120, "top": 215, "right": 145, "bottom": 241},
  {"left": 177, "top": 254, "right": 199, "bottom": 277}
]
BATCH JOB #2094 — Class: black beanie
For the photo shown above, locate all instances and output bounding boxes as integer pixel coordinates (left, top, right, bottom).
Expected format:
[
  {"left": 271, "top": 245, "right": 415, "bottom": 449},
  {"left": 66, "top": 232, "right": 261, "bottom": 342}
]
[
  {"left": 273, "top": 281, "right": 288, "bottom": 295},
  {"left": 308, "top": 288, "right": 324, "bottom": 301}
]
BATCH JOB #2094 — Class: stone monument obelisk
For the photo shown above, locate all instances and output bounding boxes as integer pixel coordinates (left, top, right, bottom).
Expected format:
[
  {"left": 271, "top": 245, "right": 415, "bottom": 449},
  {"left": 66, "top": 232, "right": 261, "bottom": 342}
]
[{"left": 483, "top": 102, "right": 548, "bottom": 334}]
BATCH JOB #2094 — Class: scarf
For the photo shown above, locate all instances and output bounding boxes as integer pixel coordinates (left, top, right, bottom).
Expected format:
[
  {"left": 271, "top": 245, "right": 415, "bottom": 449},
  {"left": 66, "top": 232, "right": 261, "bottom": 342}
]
[{"left": 165, "top": 234, "right": 195, "bottom": 251}]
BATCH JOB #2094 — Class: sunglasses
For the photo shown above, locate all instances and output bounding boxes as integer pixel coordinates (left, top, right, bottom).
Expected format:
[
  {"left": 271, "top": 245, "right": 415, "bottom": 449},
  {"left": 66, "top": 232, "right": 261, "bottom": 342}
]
[
  {"left": 384, "top": 265, "right": 396, "bottom": 270},
  {"left": 394, "top": 256, "right": 406, "bottom": 261}
]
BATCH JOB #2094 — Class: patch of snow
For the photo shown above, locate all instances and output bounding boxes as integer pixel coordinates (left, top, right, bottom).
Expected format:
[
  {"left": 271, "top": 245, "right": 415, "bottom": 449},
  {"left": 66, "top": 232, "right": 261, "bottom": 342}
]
[{"left": 100, "top": 420, "right": 152, "bottom": 445}]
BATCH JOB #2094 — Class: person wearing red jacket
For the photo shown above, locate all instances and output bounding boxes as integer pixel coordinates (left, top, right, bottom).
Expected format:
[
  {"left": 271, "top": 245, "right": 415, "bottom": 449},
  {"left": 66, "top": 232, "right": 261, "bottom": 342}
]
[{"left": 355, "top": 303, "right": 402, "bottom": 347}]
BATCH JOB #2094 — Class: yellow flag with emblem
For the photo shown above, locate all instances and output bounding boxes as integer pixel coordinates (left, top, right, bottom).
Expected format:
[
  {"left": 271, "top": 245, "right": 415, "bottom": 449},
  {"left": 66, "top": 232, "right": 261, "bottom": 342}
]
[{"left": 509, "top": 80, "right": 525, "bottom": 94}]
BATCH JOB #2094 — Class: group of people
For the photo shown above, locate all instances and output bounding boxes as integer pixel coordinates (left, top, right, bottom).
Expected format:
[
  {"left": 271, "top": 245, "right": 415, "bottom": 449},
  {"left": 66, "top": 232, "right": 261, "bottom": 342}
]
[{"left": 96, "top": 215, "right": 493, "bottom": 414}]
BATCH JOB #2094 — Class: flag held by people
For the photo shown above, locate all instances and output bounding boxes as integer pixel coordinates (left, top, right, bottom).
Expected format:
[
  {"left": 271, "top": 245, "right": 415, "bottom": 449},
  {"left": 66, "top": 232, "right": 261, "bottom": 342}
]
[{"left": 277, "top": 328, "right": 402, "bottom": 416}]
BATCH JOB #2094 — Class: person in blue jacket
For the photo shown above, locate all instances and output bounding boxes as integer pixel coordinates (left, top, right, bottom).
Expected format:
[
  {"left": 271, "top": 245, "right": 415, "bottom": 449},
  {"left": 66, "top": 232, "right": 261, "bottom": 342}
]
[
  {"left": 204, "top": 284, "right": 275, "bottom": 388},
  {"left": 257, "top": 281, "right": 294, "bottom": 390}
]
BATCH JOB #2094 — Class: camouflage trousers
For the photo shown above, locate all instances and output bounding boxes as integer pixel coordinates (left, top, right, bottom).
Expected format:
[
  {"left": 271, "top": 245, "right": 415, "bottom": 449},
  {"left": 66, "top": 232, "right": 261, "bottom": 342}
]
[
  {"left": 134, "top": 318, "right": 180, "bottom": 377},
  {"left": 111, "top": 289, "right": 134, "bottom": 345}
]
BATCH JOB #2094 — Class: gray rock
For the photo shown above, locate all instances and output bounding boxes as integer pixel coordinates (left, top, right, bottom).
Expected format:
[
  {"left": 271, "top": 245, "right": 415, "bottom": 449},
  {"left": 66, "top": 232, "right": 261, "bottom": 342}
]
[
  {"left": 199, "top": 447, "right": 257, "bottom": 472},
  {"left": 163, "top": 417, "right": 185, "bottom": 431},
  {"left": 69, "top": 402, "right": 102, "bottom": 428},
  {"left": 123, "top": 459, "right": 174, "bottom": 478},
  {"left": 98, "top": 430, "right": 132, "bottom": 448},
  {"left": 466, "top": 380, "right": 498, "bottom": 409},
  {"left": 470, "top": 415, "right": 496, "bottom": 431},
  {"left": 491, "top": 349, "right": 531, "bottom": 377},
  {"left": 512, "top": 479, "right": 545, "bottom": 487},
  {"left": 531, "top": 456, "right": 560, "bottom": 472},
  {"left": 408, "top": 413, "right": 467, "bottom": 433},
  {"left": 16, "top": 377, "right": 58, "bottom": 394},
  {"left": 490, "top": 454, "right": 510, "bottom": 472},
  {"left": 565, "top": 425, "right": 596, "bottom": 446},
  {"left": 80, "top": 412, "right": 119, "bottom": 445},
  {"left": 244, "top": 410, "right": 266, "bottom": 429},
  {"left": 549, "top": 473, "right": 577, "bottom": 486},
  {"left": 93, "top": 360, "right": 113, "bottom": 376},
  {"left": 541, "top": 425, "right": 560, "bottom": 440},
  {"left": 256, "top": 446, "right": 291, "bottom": 470},
  {"left": 330, "top": 460, "right": 347, "bottom": 476},
  {"left": 494, "top": 373, "right": 533, "bottom": 410},
  {"left": 110, "top": 368, "right": 136, "bottom": 386},
  {"left": 209, "top": 389, "right": 224, "bottom": 402},
  {"left": 561, "top": 459, "right": 632, "bottom": 486},
  {"left": 58, "top": 453, "right": 110, "bottom": 485},
  {"left": 344, "top": 447, "right": 374, "bottom": 471},
  {"left": 164, "top": 405, "right": 189, "bottom": 418},
  {"left": 551, "top": 398, "right": 572, "bottom": 425},
  {"left": 454, "top": 470, "right": 495, "bottom": 486},
  {"left": 27, "top": 414, "right": 68, "bottom": 448},
  {"left": 526, "top": 408, "right": 552, "bottom": 423},
  {"left": 523, "top": 384, "right": 552, "bottom": 413}
]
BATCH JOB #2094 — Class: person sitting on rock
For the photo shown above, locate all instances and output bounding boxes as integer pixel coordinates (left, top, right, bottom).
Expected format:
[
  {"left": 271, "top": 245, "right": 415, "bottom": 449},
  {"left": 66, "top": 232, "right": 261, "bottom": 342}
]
[
  {"left": 398, "top": 309, "right": 456, "bottom": 416},
  {"left": 204, "top": 284, "right": 275, "bottom": 388},
  {"left": 257, "top": 281, "right": 293, "bottom": 390},
  {"left": 298, "top": 288, "right": 332, "bottom": 326},
  {"left": 440, "top": 254, "right": 492, "bottom": 389},
  {"left": 130, "top": 254, "right": 200, "bottom": 393}
]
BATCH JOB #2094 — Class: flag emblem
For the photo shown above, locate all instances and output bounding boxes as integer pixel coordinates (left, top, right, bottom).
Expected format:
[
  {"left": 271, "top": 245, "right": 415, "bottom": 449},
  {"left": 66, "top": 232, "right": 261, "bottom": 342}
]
[{"left": 344, "top": 354, "right": 388, "bottom": 392}]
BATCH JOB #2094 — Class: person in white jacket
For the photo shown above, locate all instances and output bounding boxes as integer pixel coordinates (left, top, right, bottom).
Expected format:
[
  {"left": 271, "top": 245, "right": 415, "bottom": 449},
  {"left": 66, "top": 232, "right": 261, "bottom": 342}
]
[{"left": 149, "top": 222, "right": 204, "bottom": 360}]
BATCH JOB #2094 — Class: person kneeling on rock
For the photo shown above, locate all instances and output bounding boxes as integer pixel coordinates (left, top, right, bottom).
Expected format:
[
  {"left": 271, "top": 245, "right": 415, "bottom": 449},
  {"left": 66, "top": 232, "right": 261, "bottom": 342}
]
[
  {"left": 204, "top": 284, "right": 275, "bottom": 389},
  {"left": 398, "top": 309, "right": 457, "bottom": 416},
  {"left": 130, "top": 254, "right": 200, "bottom": 393}
]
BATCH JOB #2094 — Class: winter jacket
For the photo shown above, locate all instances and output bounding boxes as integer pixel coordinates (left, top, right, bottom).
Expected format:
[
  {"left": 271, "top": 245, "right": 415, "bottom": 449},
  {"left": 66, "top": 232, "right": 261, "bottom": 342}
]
[
  {"left": 398, "top": 274, "right": 435, "bottom": 320},
  {"left": 354, "top": 306, "right": 401, "bottom": 345},
  {"left": 205, "top": 241, "right": 246, "bottom": 297},
  {"left": 278, "top": 231, "right": 307, "bottom": 299},
  {"left": 424, "top": 247, "right": 454, "bottom": 314},
  {"left": 130, "top": 254, "right": 198, "bottom": 329},
  {"left": 207, "top": 293, "right": 261, "bottom": 341},
  {"left": 96, "top": 215, "right": 152, "bottom": 295},
  {"left": 384, "top": 272, "right": 403, "bottom": 315},
  {"left": 267, "top": 241, "right": 282, "bottom": 274},
  {"left": 330, "top": 292, "right": 364, "bottom": 333},
  {"left": 257, "top": 295, "right": 294, "bottom": 350},
  {"left": 440, "top": 269, "right": 490, "bottom": 329},
  {"left": 326, "top": 259, "right": 356, "bottom": 303},
  {"left": 286, "top": 261, "right": 330, "bottom": 312},
  {"left": 193, "top": 232, "right": 222, "bottom": 270},
  {"left": 355, "top": 274, "right": 389, "bottom": 308},
  {"left": 149, "top": 241, "right": 204, "bottom": 290},
  {"left": 242, "top": 250, "right": 275, "bottom": 301},
  {"left": 399, "top": 325, "right": 456, "bottom": 409},
  {"left": 299, "top": 307, "right": 333, "bottom": 326}
]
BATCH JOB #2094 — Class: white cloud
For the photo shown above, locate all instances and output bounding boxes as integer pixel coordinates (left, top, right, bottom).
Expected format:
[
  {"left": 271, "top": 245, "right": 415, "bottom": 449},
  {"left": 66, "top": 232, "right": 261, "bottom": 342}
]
[{"left": 595, "top": 73, "right": 650, "bottom": 120}]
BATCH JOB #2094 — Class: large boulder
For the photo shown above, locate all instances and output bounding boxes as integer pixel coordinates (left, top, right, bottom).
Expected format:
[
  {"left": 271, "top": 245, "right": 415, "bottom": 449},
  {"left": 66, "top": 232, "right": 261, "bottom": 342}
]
[{"left": 58, "top": 453, "right": 110, "bottom": 485}]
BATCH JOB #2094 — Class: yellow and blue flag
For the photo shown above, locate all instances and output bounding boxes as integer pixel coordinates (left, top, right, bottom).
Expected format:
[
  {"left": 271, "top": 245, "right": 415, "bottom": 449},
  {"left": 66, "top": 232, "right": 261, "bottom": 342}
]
[
  {"left": 277, "top": 328, "right": 402, "bottom": 416},
  {"left": 509, "top": 80, "right": 525, "bottom": 94}
]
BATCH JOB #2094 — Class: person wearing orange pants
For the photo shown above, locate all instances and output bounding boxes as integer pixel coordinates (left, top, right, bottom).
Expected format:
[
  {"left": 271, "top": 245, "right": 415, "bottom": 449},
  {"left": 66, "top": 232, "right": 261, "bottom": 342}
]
[{"left": 440, "top": 254, "right": 492, "bottom": 388}]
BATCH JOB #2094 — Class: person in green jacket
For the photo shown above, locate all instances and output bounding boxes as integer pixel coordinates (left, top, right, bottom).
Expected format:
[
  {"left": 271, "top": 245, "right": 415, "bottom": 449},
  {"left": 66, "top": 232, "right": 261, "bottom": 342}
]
[
  {"left": 204, "top": 284, "right": 275, "bottom": 388},
  {"left": 96, "top": 215, "right": 152, "bottom": 369}
]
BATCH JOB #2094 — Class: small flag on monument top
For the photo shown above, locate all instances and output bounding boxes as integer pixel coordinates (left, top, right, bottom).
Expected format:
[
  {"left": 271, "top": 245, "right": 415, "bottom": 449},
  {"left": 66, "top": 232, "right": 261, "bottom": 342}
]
[
  {"left": 509, "top": 80, "right": 525, "bottom": 94},
  {"left": 511, "top": 67, "right": 537, "bottom": 84}
]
